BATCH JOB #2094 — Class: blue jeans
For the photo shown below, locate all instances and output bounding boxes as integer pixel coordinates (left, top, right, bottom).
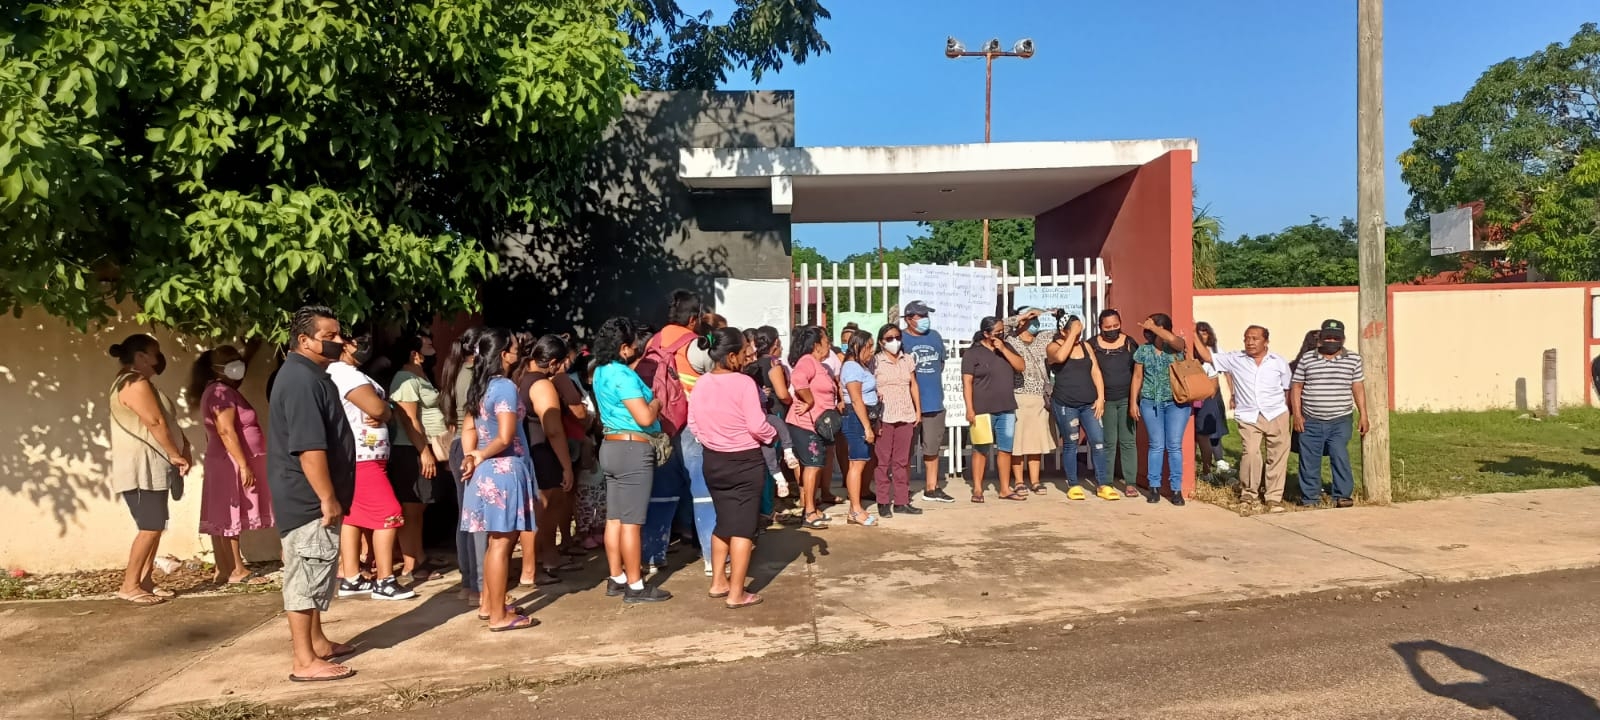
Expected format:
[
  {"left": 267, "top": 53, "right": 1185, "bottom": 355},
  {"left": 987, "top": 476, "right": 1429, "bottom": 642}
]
[
  {"left": 1298, "top": 414, "right": 1354, "bottom": 503},
  {"left": 680, "top": 427, "right": 717, "bottom": 565},
  {"left": 1138, "top": 398, "right": 1190, "bottom": 491},
  {"left": 644, "top": 449, "right": 685, "bottom": 567},
  {"left": 1052, "top": 401, "right": 1108, "bottom": 487},
  {"left": 450, "top": 438, "right": 487, "bottom": 591}
]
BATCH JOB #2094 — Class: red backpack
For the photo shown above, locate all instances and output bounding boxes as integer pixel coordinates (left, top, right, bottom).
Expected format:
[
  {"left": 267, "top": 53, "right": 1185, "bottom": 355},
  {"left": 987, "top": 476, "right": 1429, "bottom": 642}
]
[{"left": 636, "top": 331, "right": 697, "bottom": 436}]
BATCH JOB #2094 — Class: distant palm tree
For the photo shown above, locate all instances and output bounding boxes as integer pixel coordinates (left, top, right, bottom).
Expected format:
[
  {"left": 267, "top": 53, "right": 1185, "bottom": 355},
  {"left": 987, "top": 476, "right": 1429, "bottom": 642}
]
[{"left": 1193, "top": 202, "right": 1223, "bottom": 289}]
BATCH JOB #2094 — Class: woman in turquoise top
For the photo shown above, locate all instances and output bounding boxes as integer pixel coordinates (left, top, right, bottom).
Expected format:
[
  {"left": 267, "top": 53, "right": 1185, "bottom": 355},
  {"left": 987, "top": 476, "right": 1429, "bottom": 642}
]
[
  {"left": 591, "top": 317, "right": 673, "bottom": 604},
  {"left": 1130, "top": 313, "right": 1192, "bottom": 506}
]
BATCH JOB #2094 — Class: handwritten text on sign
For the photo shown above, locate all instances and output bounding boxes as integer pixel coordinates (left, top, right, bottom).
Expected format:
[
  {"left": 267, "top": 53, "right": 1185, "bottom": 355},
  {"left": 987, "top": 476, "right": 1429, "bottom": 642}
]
[{"left": 897, "top": 264, "right": 1000, "bottom": 341}]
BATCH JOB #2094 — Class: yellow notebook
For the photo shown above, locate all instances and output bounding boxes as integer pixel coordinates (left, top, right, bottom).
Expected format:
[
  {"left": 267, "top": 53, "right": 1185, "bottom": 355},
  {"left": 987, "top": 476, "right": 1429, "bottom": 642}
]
[{"left": 970, "top": 414, "right": 994, "bottom": 446}]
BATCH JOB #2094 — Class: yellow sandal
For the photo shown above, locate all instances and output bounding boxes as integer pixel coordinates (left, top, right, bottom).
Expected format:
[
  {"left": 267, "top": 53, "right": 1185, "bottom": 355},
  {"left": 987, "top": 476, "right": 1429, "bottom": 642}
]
[{"left": 1066, "top": 486, "right": 1088, "bottom": 501}]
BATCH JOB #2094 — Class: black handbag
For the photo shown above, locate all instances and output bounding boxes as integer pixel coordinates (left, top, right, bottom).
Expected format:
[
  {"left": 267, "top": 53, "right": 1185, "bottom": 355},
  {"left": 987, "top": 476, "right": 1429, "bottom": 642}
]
[{"left": 813, "top": 409, "right": 843, "bottom": 443}]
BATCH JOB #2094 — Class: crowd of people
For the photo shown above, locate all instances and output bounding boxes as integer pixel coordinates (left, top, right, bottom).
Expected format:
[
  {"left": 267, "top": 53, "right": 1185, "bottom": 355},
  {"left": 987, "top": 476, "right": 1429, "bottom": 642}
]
[{"left": 101, "top": 289, "right": 1369, "bottom": 682}]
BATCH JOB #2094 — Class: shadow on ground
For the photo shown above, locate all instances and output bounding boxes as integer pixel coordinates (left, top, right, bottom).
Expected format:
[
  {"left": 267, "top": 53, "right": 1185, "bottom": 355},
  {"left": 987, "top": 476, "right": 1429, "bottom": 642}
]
[{"left": 1394, "top": 640, "right": 1600, "bottom": 719}]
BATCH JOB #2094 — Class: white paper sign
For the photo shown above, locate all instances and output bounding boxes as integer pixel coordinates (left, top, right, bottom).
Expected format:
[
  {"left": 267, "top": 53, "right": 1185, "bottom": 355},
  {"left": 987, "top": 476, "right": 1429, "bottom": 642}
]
[
  {"left": 898, "top": 264, "right": 1000, "bottom": 341},
  {"left": 713, "top": 278, "right": 790, "bottom": 343},
  {"left": 941, "top": 359, "right": 968, "bottom": 427},
  {"left": 1011, "top": 285, "right": 1087, "bottom": 332}
]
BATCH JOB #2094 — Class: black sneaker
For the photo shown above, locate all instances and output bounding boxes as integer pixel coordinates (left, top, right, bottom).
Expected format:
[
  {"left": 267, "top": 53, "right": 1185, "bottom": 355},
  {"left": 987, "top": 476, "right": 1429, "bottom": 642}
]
[
  {"left": 877, "top": 503, "right": 893, "bottom": 518},
  {"left": 1168, "top": 494, "right": 1186, "bottom": 507},
  {"left": 893, "top": 504, "right": 923, "bottom": 515},
  {"left": 1146, "top": 491, "right": 1161, "bottom": 504},
  {"left": 337, "top": 576, "right": 374, "bottom": 598},
  {"left": 371, "top": 577, "right": 416, "bottom": 601},
  {"left": 606, "top": 578, "right": 626, "bottom": 597},
  {"left": 920, "top": 489, "right": 956, "bottom": 503},
  {"left": 623, "top": 585, "right": 673, "bottom": 604}
]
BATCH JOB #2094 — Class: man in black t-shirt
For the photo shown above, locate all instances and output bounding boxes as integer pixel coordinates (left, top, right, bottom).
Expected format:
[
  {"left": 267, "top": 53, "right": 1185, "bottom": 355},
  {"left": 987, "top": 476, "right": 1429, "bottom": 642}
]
[{"left": 267, "top": 305, "right": 358, "bottom": 683}]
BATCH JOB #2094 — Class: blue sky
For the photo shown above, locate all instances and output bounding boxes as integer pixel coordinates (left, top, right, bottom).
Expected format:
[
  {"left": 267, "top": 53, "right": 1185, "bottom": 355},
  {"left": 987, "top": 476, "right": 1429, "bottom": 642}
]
[{"left": 690, "top": 0, "right": 1596, "bottom": 260}]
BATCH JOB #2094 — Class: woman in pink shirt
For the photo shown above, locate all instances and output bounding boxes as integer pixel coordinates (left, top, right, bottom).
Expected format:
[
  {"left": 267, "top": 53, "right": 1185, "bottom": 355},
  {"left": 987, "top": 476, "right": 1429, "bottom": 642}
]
[
  {"left": 688, "top": 327, "right": 775, "bottom": 609},
  {"left": 784, "top": 325, "right": 839, "bottom": 530}
]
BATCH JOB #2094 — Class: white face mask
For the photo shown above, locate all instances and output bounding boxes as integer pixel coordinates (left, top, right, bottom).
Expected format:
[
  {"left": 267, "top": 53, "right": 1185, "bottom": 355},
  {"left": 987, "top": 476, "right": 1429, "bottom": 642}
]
[
  {"left": 882, "top": 340, "right": 902, "bottom": 355},
  {"left": 221, "top": 360, "right": 247, "bottom": 381}
]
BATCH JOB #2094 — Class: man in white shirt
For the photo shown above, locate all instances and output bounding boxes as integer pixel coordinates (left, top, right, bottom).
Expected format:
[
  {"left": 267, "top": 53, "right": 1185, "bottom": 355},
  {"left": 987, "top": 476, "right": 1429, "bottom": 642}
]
[{"left": 1194, "top": 325, "right": 1293, "bottom": 511}]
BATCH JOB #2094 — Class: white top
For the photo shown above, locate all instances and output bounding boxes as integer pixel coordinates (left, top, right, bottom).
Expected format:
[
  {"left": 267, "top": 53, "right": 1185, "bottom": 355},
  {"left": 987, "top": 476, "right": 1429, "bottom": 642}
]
[
  {"left": 1212, "top": 350, "right": 1292, "bottom": 424},
  {"left": 327, "top": 361, "right": 391, "bottom": 462}
]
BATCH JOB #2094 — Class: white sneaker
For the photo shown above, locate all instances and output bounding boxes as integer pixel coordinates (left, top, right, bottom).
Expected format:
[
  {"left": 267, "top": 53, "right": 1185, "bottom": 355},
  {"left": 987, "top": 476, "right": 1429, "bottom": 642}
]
[
  {"left": 774, "top": 473, "right": 791, "bottom": 498},
  {"left": 783, "top": 448, "right": 800, "bottom": 470}
]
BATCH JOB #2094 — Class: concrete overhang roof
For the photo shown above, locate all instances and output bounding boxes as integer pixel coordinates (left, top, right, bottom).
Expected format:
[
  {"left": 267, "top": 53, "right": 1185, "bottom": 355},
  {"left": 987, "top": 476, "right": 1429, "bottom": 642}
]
[{"left": 679, "top": 139, "right": 1198, "bottom": 223}]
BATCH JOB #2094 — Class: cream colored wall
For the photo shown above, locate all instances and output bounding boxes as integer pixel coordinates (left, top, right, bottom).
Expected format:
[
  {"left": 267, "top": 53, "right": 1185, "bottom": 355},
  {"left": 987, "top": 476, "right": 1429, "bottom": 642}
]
[
  {"left": 0, "top": 306, "right": 279, "bottom": 573},
  {"left": 1393, "top": 287, "right": 1587, "bottom": 411},
  {"left": 1194, "top": 286, "right": 1590, "bottom": 413}
]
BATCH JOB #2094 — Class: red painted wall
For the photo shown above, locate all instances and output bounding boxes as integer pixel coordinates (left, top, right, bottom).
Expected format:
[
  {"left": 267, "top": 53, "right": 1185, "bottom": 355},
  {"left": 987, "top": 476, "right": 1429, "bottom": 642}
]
[{"left": 1036, "top": 150, "right": 1197, "bottom": 494}]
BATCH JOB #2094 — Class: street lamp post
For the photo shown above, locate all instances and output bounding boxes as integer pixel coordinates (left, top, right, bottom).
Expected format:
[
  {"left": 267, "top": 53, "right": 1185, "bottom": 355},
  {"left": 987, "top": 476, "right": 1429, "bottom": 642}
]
[{"left": 946, "top": 37, "right": 1035, "bottom": 263}]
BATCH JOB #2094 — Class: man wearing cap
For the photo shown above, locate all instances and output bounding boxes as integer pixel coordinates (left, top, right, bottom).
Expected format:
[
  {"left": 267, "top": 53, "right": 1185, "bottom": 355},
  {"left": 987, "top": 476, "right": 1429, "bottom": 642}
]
[
  {"left": 1193, "top": 325, "right": 1293, "bottom": 512},
  {"left": 901, "top": 301, "right": 955, "bottom": 503},
  {"left": 1289, "top": 319, "right": 1367, "bottom": 508}
]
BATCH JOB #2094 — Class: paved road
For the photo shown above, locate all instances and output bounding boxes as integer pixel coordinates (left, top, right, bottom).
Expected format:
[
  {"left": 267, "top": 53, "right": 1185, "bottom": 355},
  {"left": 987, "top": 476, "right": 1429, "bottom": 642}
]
[{"left": 413, "top": 569, "right": 1600, "bottom": 720}]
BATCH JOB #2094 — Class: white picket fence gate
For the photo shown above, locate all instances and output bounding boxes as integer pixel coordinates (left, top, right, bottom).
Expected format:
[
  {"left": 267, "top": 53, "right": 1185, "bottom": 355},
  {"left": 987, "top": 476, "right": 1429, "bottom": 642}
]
[{"left": 793, "top": 258, "right": 1111, "bottom": 479}]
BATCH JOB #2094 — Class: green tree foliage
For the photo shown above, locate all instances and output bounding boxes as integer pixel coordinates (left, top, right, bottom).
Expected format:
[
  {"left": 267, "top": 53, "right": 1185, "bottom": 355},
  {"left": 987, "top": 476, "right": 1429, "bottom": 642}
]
[
  {"left": 0, "top": 0, "right": 633, "bottom": 340},
  {"left": 625, "top": 0, "right": 831, "bottom": 90},
  {"left": 1192, "top": 204, "right": 1222, "bottom": 290},
  {"left": 1399, "top": 23, "right": 1600, "bottom": 280},
  {"left": 1217, "top": 217, "right": 1450, "bottom": 288}
]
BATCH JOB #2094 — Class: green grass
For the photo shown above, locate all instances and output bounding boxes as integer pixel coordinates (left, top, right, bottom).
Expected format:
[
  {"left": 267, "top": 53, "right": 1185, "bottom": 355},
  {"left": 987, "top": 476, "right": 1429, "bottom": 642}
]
[{"left": 1217, "top": 407, "right": 1600, "bottom": 503}]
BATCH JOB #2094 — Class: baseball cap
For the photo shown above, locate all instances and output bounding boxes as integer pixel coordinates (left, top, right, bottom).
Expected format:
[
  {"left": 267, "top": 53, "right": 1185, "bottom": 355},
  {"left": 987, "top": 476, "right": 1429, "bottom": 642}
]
[
  {"left": 1320, "top": 319, "right": 1346, "bottom": 339},
  {"left": 904, "top": 300, "right": 935, "bottom": 317}
]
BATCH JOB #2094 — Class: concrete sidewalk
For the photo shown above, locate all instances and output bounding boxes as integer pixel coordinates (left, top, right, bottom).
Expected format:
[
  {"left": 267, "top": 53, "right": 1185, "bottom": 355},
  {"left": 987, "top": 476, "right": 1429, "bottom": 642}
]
[{"left": 10, "top": 486, "right": 1599, "bottom": 718}]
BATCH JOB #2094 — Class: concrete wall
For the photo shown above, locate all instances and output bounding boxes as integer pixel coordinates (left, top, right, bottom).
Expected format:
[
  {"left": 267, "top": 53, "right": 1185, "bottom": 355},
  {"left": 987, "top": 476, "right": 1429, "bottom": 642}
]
[
  {"left": 484, "top": 91, "right": 796, "bottom": 332},
  {"left": 1194, "top": 284, "right": 1597, "bottom": 412},
  {"left": 0, "top": 306, "right": 280, "bottom": 573}
]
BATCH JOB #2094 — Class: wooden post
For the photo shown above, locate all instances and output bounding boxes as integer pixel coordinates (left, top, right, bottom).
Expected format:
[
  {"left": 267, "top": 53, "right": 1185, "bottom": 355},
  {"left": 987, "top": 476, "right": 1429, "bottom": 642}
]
[
  {"left": 1357, "top": 0, "right": 1392, "bottom": 504},
  {"left": 1543, "top": 349, "right": 1559, "bottom": 417}
]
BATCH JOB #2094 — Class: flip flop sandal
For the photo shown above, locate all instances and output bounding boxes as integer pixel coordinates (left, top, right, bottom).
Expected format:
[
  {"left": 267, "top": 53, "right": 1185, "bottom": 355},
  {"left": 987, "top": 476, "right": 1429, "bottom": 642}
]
[
  {"left": 708, "top": 590, "right": 730, "bottom": 599},
  {"left": 149, "top": 587, "right": 176, "bottom": 598},
  {"left": 1066, "top": 486, "right": 1089, "bottom": 501},
  {"left": 318, "top": 643, "right": 355, "bottom": 661},
  {"left": 999, "top": 491, "right": 1029, "bottom": 501},
  {"left": 489, "top": 615, "right": 540, "bottom": 633},
  {"left": 228, "top": 570, "right": 273, "bottom": 585},
  {"left": 970, "top": 495, "right": 986, "bottom": 503},
  {"left": 802, "top": 515, "right": 830, "bottom": 530},
  {"left": 847, "top": 511, "right": 878, "bottom": 527},
  {"left": 1030, "top": 485, "right": 1046, "bottom": 494},
  {"left": 289, "top": 665, "right": 356, "bottom": 683},
  {"left": 117, "top": 592, "right": 167, "bottom": 606},
  {"left": 725, "top": 594, "right": 764, "bottom": 610}
]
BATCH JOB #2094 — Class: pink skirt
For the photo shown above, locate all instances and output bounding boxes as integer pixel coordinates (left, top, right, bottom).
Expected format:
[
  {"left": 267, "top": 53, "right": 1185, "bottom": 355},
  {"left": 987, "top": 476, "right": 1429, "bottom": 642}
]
[
  {"left": 346, "top": 460, "right": 404, "bottom": 530},
  {"left": 199, "top": 454, "right": 274, "bottom": 537}
]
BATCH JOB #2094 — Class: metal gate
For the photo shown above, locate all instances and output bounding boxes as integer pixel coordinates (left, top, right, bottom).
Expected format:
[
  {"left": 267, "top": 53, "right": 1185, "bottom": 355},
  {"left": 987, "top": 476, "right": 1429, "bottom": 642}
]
[{"left": 793, "top": 258, "right": 1111, "bottom": 479}]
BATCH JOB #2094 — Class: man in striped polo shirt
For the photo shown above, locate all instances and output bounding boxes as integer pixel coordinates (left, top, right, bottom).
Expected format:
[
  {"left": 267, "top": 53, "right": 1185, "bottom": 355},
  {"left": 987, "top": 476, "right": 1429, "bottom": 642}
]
[{"left": 1289, "top": 319, "right": 1368, "bottom": 508}]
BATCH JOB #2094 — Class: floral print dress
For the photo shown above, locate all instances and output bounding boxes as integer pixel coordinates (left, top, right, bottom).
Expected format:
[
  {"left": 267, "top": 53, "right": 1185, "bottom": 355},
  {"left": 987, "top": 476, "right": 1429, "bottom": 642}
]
[{"left": 459, "top": 377, "right": 537, "bottom": 534}]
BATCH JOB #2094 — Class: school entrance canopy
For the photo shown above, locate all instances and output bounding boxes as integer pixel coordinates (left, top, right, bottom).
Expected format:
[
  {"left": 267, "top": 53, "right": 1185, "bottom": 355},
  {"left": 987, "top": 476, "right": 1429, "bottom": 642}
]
[
  {"left": 677, "top": 138, "right": 1200, "bottom": 343},
  {"left": 680, "top": 137, "right": 1204, "bottom": 490}
]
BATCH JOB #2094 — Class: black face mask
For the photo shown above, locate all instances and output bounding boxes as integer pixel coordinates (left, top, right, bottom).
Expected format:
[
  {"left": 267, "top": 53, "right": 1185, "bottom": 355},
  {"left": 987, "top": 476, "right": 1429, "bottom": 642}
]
[
  {"left": 1101, "top": 329, "right": 1121, "bottom": 341},
  {"left": 152, "top": 352, "right": 167, "bottom": 376},
  {"left": 351, "top": 342, "right": 374, "bottom": 366},
  {"left": 422, "top": 354, "right": 437, "bottom": 378},
  {"left": 1319, "top": 341, "right": 1344, "bottom": 355},
  {"left": 317, "top": 340, "right": 343, "bottom": 361}
]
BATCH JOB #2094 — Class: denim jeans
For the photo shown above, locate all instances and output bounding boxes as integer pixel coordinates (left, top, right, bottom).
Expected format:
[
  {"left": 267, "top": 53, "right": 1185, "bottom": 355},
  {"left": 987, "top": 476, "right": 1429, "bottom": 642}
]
[
  {"left": 680, "top": 427, "right": 717, "bottom": 566},
  {"left": 1298, "top": 414, "right": 1354, "bottom": 503},
  {"left": 644, "top": 449, "right": 685, "bottom": 567},
  {"left": 1138, "top": 398, "right": 1190, "bottom": 491},
  {"left": 449, "top": 438, "right": 487, "bottom": 591},
  {"left": 1052, "top": 401, "right": 1108, "bottom": 487}
]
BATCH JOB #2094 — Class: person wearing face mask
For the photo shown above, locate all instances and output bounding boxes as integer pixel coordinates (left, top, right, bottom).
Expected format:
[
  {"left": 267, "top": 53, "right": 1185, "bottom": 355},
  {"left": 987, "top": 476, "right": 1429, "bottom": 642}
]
[
  {"left": 1003, "top": 307, "right": 1057, "bottom": 495},
  {"left": 593, "top": 317, "right": 673, "bottom": 603},
  {"left": 189, "top": 345, "right": 275, "bottom": 585},
  {"left": 108, "top": 334, "right": 192, "bottom": 605},
  {"left": 326, "top": 331, "right": 416, "bottom": 600},
  {"left": 900, "top": 301, "right": 955, "bottom": 504},
  {"left": 962, "top": 317, "right": 1026, "bottom": 502},
  {"left": 1289, "top": 319, "right": 1368, "bottom": 508},
  {"left": 873, "top": 323, "right": 922, "bottom": 516},
  {"left": 386, "top": 334, "right": 448, "bottom": 583},
  {"left": 1192, "top": 323, "right": 1293, "bottom": 512},
  {"left": 1091, "top": 310, "right": 1141, "bottom": 497},
  {"left": 1131, "top": 314, "right": 1194, "bottom": 505}
]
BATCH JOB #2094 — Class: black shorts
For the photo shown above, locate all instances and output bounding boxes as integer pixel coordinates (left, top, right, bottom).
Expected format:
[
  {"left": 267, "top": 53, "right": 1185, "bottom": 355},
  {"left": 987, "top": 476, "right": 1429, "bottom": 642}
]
[
  {"left": 387, "top": 445, "right": 436, "bottom": 504},
  {"left": 122, "top": 489, "right": 169, "bottom": 531},
  {"left": 530, "top": 444, "right": 563, "bottom": 491}
]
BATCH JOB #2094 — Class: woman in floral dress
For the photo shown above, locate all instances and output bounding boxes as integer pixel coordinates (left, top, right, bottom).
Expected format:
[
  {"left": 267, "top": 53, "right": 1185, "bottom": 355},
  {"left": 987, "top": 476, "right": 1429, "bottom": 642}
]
[{"left": 459, "top": 328, "right": 538, "bottom": 632}]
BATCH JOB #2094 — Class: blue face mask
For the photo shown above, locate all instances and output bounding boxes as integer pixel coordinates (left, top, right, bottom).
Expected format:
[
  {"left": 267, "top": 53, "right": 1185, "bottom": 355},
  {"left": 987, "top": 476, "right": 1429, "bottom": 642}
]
[
  {"left": 1028, "top": 319, "right": 1042, "bottom": 334},
  {"left": 913, "top": 318, "right": 930, "bottom": 333}
]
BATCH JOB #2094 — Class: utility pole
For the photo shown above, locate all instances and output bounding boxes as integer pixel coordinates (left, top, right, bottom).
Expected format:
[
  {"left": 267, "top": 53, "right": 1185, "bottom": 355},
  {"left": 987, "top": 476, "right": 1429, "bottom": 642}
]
[
  {"left": 946, "top": 37, "right": 1034, "bottom": 264},
  {"left": 1357, "top": 0, "right": 1392, "bottom": 504},
  {"left": 877, "top": 221, "right": 884, "bottom": 264}
]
